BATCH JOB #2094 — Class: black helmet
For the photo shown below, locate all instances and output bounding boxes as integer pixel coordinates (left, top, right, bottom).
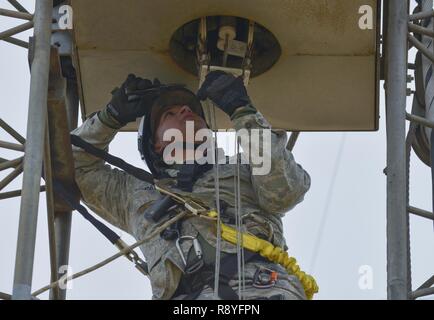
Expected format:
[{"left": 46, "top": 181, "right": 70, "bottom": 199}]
[{"left": 137, "top": 86, "right": 205, "bottom": 177}]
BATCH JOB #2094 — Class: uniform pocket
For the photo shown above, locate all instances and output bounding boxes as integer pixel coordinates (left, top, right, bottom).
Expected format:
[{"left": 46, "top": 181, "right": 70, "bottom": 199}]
[
  {"left": 145, "top": 241, "right": 184, "bottom": 299},
  {"left": 148, "top": 242, "right": 194, "bottom": 300}
]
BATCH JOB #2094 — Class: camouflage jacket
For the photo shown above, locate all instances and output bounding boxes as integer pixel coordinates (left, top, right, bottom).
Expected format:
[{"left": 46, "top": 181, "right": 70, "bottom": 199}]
[{"left": 71, "top": 110, "right": 311, "bottom": 299}]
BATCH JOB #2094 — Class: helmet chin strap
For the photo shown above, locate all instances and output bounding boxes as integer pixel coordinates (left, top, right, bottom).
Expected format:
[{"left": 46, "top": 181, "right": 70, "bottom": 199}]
[{"left": 150, "top": 140, "right": 214, "bottom": 192}]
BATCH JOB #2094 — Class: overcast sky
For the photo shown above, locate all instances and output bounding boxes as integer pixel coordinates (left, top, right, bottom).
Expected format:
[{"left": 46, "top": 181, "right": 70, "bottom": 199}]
[{"left": 1, "top": 1, "right": 433, "bottom": 300}]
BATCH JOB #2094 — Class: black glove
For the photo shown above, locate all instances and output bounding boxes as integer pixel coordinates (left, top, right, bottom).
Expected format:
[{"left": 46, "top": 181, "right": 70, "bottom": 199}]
[
  {"left": 106, "top": 74, "right": 161, "bottom": 126},
  {"left": 197, "top": 70, "right": 251, "bottom": 116}
]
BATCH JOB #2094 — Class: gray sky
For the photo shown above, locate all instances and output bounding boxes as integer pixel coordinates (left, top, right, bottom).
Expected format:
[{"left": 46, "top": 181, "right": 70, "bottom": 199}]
[{"left": 1, "top": 1, "right": 433, "bottom": 300}]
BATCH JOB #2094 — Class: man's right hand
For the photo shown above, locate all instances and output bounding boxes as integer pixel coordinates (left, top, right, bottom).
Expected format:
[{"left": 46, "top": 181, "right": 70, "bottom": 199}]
[{"left": 105, "top": 74, "right": 161, "bottom": 127}]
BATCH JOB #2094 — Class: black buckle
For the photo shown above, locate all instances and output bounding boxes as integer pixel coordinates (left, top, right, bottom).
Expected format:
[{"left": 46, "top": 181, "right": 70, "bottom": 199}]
[
  {"left": 185, "top": 256, "right": 205, "bottom": 275},
  {"left": 145, "top": 195, "right": 177, "bottom": 223}
]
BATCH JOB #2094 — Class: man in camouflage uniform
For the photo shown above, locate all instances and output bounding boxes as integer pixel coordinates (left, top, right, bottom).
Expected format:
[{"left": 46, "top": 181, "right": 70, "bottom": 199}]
[{"left": 71, "top": 70, "right": 312, "bottom": 300}]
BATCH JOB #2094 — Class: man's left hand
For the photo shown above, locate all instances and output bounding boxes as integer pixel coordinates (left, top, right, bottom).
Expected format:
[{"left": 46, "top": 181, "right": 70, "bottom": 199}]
[{"left": 197, "top": 70, "right": 251, "bottom": 117}]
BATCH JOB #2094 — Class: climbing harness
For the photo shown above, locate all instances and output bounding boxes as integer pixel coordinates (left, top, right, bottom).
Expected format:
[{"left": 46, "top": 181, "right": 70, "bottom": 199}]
[
  {"left": 172, "top": 232, "right": 269, "bottom": 300},
  {"left": 153, "top": 180, "right": 319, "bottom": 299}
]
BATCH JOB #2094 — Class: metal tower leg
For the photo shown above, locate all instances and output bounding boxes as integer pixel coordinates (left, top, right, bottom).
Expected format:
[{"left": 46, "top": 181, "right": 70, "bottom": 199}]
[
  {"left": 12, "top": 0, "right": 53, "bottom": 300},
  {"left": 50, "top": 78, "right": 79, "bottom": 300},
  {"left": 385, "top": 0, "right": 411, "bottom": 300}
]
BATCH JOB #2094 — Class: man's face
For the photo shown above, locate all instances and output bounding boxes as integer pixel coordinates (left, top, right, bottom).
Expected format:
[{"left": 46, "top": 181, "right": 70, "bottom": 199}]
[{"left": 153, "top": 105, "right": 208, "bottom": 154}]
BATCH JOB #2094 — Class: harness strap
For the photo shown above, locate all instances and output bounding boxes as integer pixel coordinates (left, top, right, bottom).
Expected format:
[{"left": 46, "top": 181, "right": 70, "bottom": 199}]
[
  {"left": 174, "top": 245, "right": 266, "bottom": 300},
  {"left": 209, "top": 250, "right": 266, "bottom": 300},
  {"left": 70, "top": 134, "right": 154, "bottom": 184},
  {"left": 52, "top": 179, "right": 149, "bottom": 275},
  {"left": 176, "top": 163, "right": 213, "bottom": 192},
  {"left": 53, "top": 180, "right": 119, "bottom": 243}
]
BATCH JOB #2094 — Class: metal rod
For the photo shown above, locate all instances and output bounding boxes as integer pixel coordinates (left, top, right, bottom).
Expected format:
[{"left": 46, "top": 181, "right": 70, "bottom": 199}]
[
  {"left": 287, "top": 131, "right": 300, "bottom": 152},
  {"left": 247, "top": 20, "right": 255, "bottom": 50},
  {"left": 0, "top": 157, "right": 23, "bottom": 171},
  {"left": 409, "top": 9, "right": 434, "bottom": 21},
  {"left": 0, "top": 162, "right": 23, "bottom": 191},
  {"left": 7, "top": 0, "right": 29, "bottom": 14},
  {"left": 2, "top": 36, "right": 28, "bottom": 48},
  {"left": 199, "top": 17, "right": 207, "bottom": 49},
  {"left": 0, "top": 186, "right": 45, "bottom": 200},
  {"left": 0, "top": 8, "right": 33, "bottom": 20},
  {"left": 0, "top": 118, "right": 26, "bottom": 144},
  {"left": 408, "top": 22, "right": 434, "bottom": 38},
  {"left": 12, "top": 0, "right": 53, "bottom": 300},
  {"left": 385, "top": 0, "right": 410, "bottom": 300},
  {"left": 408, "top": 205, "right": 434, "bottom": 220},
  {"left": 222, "top": 34, "right": 229, "bottom": 68},
  {"left": 242, "top": 20, "right": 255, "bottom": 71},
  {"left": 43, "top": 126, "right": 60, "bottom": 300},
  {"left": 406, "top": 112, "right": 434, "bottom": 129},
  {"left": 0, "top": 21, "right": 33, "bottom": 40},
  {"left": 417, "top": 274, "right": 434, "bottom": 291},
  {"left": 411, "top": 287, "right": 434, "bottom": 299},
  {"left": 0, "top": 140, "right": 24, "bottom": 152},
  {"left": 408, "top": 33, "right": 434, "bottom": 63}
]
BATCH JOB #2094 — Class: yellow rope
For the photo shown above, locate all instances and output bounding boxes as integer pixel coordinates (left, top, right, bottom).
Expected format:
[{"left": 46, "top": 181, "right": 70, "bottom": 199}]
[{"left": 206, "top": 211, "right": 319, "bottom": 299}]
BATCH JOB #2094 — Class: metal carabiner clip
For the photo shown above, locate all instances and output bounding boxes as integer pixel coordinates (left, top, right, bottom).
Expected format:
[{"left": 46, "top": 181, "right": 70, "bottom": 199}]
[{"left": 175, "top": 236, "right": 203, "bottom": 266}]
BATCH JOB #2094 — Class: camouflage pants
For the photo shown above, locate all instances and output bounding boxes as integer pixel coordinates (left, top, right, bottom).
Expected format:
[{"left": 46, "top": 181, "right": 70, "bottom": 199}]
[{"left": 172, "top": 260, "right": 307, "bottom": 300}]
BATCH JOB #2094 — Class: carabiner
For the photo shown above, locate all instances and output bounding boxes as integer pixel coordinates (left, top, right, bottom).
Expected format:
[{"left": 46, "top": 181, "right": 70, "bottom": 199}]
[{"left": 175, "top": 236, "right": 203, "bottom": 266}]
